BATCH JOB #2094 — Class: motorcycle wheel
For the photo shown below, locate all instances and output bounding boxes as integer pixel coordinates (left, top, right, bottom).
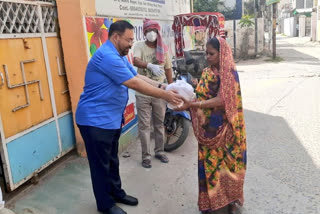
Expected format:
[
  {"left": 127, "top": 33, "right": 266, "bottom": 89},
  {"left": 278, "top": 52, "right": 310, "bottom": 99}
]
[{"left": 164, "top": 116, "right": 190, "bottom": 152}]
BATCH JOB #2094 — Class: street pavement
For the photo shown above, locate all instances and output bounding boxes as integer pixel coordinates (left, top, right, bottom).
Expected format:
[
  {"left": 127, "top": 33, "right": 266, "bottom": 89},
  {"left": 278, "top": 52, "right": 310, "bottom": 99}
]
[
  {"left": 6, "top": 37, "right": 320, "bottom": 214},
  {"left": 236, "top": 37, "right": 320, "bottom": 214}
]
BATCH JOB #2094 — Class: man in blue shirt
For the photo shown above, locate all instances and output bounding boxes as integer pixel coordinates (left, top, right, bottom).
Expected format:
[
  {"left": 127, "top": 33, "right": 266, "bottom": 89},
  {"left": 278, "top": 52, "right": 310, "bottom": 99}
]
[{"left": 76, "top": 21, "right": 182, "bottom": 214}]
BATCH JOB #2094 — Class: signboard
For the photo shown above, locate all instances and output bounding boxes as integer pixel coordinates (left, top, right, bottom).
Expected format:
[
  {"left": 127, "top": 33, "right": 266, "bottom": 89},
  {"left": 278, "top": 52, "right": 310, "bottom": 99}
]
[
  {"left": 218, "top": 0, "right": 243, "bottom": 20},
  {"left": 96, "top": 0, "right": 191, "bottom": 21}
]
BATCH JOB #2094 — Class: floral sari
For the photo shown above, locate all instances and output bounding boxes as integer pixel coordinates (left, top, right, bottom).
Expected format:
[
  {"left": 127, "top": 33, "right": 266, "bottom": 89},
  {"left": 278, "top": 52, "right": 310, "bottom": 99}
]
[{"left": 190, "top": 37, "right": 247, "bottom": 211}]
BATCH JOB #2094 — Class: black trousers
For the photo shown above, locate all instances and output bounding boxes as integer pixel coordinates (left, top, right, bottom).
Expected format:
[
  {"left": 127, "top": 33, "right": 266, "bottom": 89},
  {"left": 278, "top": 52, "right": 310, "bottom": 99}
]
[{"left": 78, "top": 125, "right": 126, "bottom": 211}]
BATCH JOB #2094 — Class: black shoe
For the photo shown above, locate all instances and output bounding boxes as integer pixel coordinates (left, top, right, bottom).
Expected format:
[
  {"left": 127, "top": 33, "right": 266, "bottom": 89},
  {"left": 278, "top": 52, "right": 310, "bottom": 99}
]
[
  {"left": 103, "top": 205, "right": 127, "bottom": 214},
  {"left": 155, "top": 154, "right": 169, "bottom": 163},
  {"left": 116, "top": 195, "right": 139, "bottom": 206}
]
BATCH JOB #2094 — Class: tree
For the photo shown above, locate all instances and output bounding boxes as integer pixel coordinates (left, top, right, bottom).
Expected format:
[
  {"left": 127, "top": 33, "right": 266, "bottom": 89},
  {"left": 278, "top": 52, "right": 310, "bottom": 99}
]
[
  {"left": 194, "top": 0, "right": 219, "bottom": 12},
  {"left": 239, "top": 15, "right": 255, "bottom": 28},
  {"left": 238, "top": 15, "right": 255, "bottom": 59}
]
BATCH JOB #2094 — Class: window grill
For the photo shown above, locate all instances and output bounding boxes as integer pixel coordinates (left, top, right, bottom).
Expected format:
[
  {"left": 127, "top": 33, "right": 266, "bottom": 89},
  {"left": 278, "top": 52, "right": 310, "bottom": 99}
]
[
  {"left": 0, "top": 2, "right": 41, "bottom": 33},
  {"left": 38, "top": 0, "right": 55, "bottom": 2},
  {"left": 41, "top": 5, "right": 57, "bottom": 33},
  {"left": 0, "top": 0, "right": 57, "bottom": 34}
]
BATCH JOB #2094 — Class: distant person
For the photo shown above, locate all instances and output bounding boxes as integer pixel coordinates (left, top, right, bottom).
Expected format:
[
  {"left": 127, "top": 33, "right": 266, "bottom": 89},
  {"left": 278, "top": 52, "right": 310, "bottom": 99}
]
[
  {"left": 75, "top": 20, "right": 182, "bottom": 214},
  {"left": 133, "top": 19, "right": 173, "bottom": 168},
  {"left": 175, "top": 37, "right": 247, "bottom": 214},
  {"left": 224, "top": 30, "right": 232, "bottom": 45}
]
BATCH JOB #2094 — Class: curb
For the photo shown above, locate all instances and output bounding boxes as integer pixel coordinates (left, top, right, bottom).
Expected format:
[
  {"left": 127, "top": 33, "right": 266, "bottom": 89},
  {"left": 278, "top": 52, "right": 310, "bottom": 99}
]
[{"left": 0, "top": 208, "right": 16, "bottom": 214}]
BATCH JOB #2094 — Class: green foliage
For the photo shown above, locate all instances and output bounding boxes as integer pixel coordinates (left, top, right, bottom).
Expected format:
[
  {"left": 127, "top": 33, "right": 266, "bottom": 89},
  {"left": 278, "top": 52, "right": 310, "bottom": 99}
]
[
  {"left": 194, "top": 0, "right": 219, "bottom": 12},
  {"left": 239, "top": 15, "right": 255, "bottom": 28}
]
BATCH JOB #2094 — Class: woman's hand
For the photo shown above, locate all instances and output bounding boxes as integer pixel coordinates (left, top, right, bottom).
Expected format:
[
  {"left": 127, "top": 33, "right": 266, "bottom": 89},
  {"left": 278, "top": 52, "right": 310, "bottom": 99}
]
[{"left": 173, "top": 97, "right": 191, "bottom": 111}]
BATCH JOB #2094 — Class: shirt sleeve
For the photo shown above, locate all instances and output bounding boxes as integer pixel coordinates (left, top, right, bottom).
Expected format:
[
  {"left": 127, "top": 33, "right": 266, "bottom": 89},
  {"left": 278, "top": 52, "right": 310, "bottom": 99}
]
[
  {"left": 133, "top": 42, "right": 142, "bottom": 59},
  {"left": 99, "top": 55, "right": 136, "bottom": 85},
  {"left": 125, "top": 57, "right": 138, "bottom": 76}
]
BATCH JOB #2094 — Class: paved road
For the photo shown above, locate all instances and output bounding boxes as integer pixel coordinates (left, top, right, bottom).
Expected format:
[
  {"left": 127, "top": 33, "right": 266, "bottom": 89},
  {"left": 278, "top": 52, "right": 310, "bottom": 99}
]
[
  {"left": 238, "top": 37, "right": 320, "bottom": 214},
  {"left": 7, "top": 37, "right": 320, "bottom": 214}
]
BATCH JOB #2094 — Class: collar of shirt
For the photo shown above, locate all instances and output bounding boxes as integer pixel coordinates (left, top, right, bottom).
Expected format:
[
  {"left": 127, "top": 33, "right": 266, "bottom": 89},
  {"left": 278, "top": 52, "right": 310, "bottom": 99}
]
[{"left": 106, "top": 40, "right": 120, "bottom": 56}]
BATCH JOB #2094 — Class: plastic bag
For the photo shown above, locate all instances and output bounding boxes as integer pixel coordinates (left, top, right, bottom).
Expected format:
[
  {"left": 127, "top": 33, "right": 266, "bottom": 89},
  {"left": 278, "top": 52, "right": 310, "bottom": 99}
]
[
  {"left": 166, "top": 80, "right": 195, "bottom": 109},
  {"left": 0, "top": 187, "right": 4, "bottom": 209}
]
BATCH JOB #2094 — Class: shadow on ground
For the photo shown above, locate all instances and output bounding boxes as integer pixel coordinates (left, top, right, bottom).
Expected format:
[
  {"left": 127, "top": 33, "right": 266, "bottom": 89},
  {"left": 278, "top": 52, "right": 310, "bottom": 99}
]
[
  {"left": 243, "top": 109, "right": 320, "bottom": 214},
  {"left": 276, "top": 48, "right": 320, "bottom": 65},
  {"left": 6, "top": 109, "right": 320, "bottom": 214}
]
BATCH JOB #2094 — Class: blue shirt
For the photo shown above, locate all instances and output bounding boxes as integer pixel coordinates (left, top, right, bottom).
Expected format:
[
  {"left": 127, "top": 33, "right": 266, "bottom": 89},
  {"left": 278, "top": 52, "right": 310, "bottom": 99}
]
[{"left": 75, "top": 40, "right": 137, "bottom": 129}]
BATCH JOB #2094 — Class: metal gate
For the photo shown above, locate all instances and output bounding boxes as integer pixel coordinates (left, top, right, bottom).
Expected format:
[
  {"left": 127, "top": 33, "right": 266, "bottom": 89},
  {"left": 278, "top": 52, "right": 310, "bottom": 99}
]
[
  {"left": 306, "top": 17, "right": 311, "bottom": 37},
  {"left": 0, "top": 0, "right": 75, "bottom": 191}
]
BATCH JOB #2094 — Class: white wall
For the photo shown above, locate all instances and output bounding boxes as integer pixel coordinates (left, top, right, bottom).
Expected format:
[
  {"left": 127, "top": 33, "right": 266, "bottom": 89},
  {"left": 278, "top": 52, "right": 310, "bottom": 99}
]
[
  {"left": 283, "top": 17, "right": 297, "bottom": 36},
  {"left": 311, "top": 12, "right": 317, "bottom": 41},
  {"left": 224, "top": 18, "right": 265, "bottom": 57},
  {"left": 318, "top": 1, "right": 320, "bottom": 41}
]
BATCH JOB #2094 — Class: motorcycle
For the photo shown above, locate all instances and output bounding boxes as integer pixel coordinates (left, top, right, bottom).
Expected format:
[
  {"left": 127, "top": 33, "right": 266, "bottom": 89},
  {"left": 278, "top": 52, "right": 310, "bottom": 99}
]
[{"left": 163, "top": 51, "right": 199, "bottom": 152}]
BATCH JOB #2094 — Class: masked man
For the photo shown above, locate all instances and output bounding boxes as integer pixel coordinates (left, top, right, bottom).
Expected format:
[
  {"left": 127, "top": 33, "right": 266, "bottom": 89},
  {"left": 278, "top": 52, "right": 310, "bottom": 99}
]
[{"left": 133, "top": 19, "right": 173, "bottom": 168}]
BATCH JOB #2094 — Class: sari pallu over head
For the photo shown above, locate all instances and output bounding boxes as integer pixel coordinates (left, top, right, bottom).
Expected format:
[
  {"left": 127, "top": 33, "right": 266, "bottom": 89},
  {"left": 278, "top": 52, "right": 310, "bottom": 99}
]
[{"left": 190, "top": 37, "right": 246, "bottom": 149}]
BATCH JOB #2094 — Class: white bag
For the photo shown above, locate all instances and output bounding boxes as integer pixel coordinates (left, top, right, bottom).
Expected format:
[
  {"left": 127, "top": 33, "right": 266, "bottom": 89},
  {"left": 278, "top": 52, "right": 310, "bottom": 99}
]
[
  {"left": 0, "top": 187, "right": 4, "bottom": 209},
  {"left": 166, "top": 80, "right": 195, "bottom": 109}
]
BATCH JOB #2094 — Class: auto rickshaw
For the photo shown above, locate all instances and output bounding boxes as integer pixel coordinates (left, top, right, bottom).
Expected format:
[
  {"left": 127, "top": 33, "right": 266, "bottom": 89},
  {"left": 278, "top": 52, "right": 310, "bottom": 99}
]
[{"left": 171, "top": 12, "right": 226, "bottom": 79}]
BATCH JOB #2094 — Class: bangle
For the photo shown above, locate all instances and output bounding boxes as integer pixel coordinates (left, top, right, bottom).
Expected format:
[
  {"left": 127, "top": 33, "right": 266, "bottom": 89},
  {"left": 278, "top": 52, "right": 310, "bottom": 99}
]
[
  {"left": 158, "top": 83, "right": 162, "bottom": 88},
  {"left": 199, "top": 101, "right": 203, "bottom": 108}
]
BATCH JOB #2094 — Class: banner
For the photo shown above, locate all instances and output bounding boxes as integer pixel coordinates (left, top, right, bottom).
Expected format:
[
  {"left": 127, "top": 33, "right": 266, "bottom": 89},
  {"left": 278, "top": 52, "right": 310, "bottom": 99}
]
[{"left": 96, "top": 0, "right": 191, "bottom": 21}]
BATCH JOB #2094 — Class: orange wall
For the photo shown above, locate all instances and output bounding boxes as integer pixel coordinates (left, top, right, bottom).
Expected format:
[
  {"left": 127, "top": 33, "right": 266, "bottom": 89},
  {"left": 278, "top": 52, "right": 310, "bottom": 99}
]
[
  {"left": 56, "top": 0, "right": 96, "bottom": 156},
  {"left": 80, "top": 0, "right": 96, "bottom": 16}
]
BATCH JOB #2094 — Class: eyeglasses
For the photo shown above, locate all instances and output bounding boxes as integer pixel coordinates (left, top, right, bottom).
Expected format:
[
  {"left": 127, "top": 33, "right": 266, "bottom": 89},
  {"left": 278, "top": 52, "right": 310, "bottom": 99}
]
[{"left": 120, "top": 36, "right": 134, "bottom": 45}]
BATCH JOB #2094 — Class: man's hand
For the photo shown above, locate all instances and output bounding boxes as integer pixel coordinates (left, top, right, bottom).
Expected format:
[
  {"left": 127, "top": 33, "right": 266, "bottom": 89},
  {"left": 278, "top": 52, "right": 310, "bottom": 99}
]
[
  {"left": 147, "top": 63, "right": 164, "bottom": 77},
  {"left": 163, "top": 90, "right": 183, "bottom": 106},
  {"left": 160, "top": 83, "right": 167, "bottom": 90}
]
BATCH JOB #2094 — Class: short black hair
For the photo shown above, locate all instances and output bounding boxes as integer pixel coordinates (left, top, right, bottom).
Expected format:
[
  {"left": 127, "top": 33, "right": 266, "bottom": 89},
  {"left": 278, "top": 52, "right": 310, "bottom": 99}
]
[
  {"left": 108, "top": 20, "right": 134, "bottom": 37},
  {"left": 207, "top": 37, "right": 220, "bottom": 52}
]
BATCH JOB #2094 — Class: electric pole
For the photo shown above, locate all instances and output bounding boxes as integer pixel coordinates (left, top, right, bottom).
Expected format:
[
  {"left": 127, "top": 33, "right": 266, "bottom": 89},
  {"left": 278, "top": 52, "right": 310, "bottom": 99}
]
[{"left": 272, "top": 3, "right": 277, "bottom": 59}]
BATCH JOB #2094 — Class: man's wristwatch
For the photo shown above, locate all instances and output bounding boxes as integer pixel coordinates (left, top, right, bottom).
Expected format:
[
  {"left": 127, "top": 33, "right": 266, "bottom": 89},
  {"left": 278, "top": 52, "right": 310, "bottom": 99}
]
[{"left": 158, "top": 83, "right": 162, "bottom": 88}]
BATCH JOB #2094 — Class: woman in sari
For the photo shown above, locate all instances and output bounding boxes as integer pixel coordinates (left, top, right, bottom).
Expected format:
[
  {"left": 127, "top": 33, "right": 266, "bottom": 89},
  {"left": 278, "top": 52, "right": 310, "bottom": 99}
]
[{"left": 175, "top": 37, "right": 247, "bottom": 214}]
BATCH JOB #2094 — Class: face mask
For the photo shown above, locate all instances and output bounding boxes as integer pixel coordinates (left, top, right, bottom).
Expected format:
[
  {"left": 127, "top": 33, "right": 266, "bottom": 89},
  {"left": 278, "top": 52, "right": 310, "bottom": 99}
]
[{"left": 146, "top": 31, "right": 157, "bottom": 42}]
